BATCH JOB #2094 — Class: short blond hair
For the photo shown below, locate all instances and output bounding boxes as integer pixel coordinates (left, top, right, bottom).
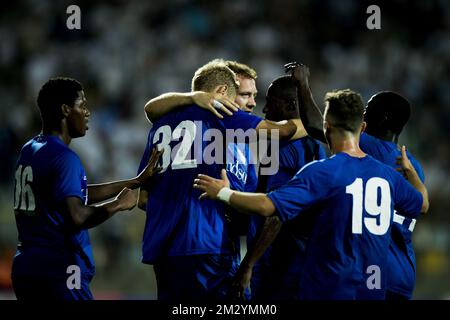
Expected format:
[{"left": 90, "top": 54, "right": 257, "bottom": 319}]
[
  {"left": 225, "top": 60, "right": 257, "bottom": 80},
  {"left": 191, "top": 59, "right": 239, "bottom": 98}
]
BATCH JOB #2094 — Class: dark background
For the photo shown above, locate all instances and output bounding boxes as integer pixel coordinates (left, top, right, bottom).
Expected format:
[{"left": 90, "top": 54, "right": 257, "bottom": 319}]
[{"left": 0, "top": 0, "right": 448, "bottom": 299}]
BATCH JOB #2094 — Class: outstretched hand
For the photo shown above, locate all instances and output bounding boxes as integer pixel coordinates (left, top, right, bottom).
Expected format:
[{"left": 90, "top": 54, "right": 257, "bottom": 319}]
[
  {"left": 191, "top": 91, "right": 239, "bottom": 119},
  {"left": 193, "top": 169, "right": 230, "bottom": 200},
  {"left": 284, "top": 61, "right": 310, "bottom": 87},
  {"left": 136, "top": 147, "right": 164, "bottom": 186}
]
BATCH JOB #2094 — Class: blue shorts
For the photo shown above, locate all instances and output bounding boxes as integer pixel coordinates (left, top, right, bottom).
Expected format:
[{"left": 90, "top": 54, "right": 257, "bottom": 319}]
[
  {"left": 12, "top": 276, "right": 93, "bottom": 300},
  {"left": 153, "top": 254, "right": 239, "bottom": 302}
]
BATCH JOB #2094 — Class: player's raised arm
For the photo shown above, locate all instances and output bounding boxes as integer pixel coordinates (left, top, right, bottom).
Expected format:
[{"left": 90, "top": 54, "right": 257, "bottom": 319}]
[
  {"left": 193, "top": 169, "right": 276, "bottom": 217},
  {"left": 396, "top": 145, "right": 429, "bottom": 213},
  {"left": 285, "top": 62, "right": 326, "bottom": 143},
  {"left": 87, "top": 147, "right": 163, "bottom": 205},
  {"left": 144, "top": 91, "right": 238, "bottom": 122}
]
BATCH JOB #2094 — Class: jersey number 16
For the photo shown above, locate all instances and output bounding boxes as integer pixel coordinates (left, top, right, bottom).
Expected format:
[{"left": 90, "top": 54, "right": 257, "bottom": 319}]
[{"left": 14, "top": 165, "right": 36, "bottom": 213}]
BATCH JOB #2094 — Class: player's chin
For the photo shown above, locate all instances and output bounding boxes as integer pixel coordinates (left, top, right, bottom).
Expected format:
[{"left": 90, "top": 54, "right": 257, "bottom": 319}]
[{"left": 77, "top": 127, "right": 88, "bottom": 137}]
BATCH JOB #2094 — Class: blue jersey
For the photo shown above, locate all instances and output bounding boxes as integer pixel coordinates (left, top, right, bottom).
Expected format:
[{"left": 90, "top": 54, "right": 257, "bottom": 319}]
[
  {"left": 226, "top": 142, "right": 258, "bottom": 244},
  {"left": 248, "top": 137, "right": 326, "bottom": 247},
  {"left": 226, "top": 142, "right": 258, "bottom": 193},
  {"left": 138, "top": 106, "right": 261, "bottom": 263},
  {"left": 267, "top": 152, "right": 423, "bottom": 300},
  {"left": 249, "top": 137, "right": 325, "bottom": 300},
  {"left": 12, "top": 135, "right": 95, "bottom": 280},
  {"left": 360, "top": 132, "right": 425, "bottom": 298}
]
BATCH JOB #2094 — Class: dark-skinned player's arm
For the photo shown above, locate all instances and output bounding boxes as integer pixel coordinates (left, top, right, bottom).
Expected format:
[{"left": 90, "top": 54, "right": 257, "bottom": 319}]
[
  {"left": 193, "top": 169, "right": 276, "bottom": 217},
  {"left": 285, "top": 62, "right": 326, "bottom": 143},
  {"left": 87, "top": 148, "right": 163, "bottom": 205},
  {"left": 396, "top": 146, "right": 429, "bottom": 213},
  {"left": 63, "top": 187, "right": 137, "bottom": 229},
  {"left": 144, "top": 91, "right": 239, "bottom": 122},
  {"left": 230, "top": 216, "right": 282, "bottom": 300},
  {"left": 63, "top": 148, "right": 163, "bottom": 229}
]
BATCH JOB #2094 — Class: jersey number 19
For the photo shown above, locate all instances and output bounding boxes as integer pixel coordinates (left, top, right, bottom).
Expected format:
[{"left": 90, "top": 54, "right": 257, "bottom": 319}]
[{"left": 346, "top": 177, "right": 391, "bottom": 235}]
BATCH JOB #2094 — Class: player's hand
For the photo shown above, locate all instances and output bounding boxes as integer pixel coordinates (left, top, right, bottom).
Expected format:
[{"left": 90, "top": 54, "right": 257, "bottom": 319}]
[
  {"left": 136, "top": 147, "right": 164, "bottom": 186},
  {"left": 191, "top": 91, "right": 239, "bottom": 119},
  {"left": 116, "top": 187, "right": 137, "bottom": 211},
  {"left": 395, "top": 145, "right": 415, "bottom": 179},
  {"left": 230, "top": 264, "right": 252, "bottom": 301},
  {"left": 193, "top": 169, "right": 230, "bottom": 200},
  {"left": 284, "top": 61, "right": 310, "bottom": 87}
]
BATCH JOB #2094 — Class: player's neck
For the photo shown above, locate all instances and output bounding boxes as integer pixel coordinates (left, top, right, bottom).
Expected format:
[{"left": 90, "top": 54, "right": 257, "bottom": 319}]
[
  {"left": 42, "top": 125, "right": 72, "bottom": 145},
  {"left": 330, "top": 133, "right": 366, "bottom": 158}
]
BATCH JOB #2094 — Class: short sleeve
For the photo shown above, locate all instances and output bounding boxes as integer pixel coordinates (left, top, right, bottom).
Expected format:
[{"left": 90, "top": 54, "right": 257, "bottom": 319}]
[
  {"left": 53, "top": 151, "right": 85, "bottom": 202},
  {"left": 267, "top": 160, "right": 327, "bottom": 222},
  {"left": 392, "top": 170, "right": 423, "bottom": 219}
]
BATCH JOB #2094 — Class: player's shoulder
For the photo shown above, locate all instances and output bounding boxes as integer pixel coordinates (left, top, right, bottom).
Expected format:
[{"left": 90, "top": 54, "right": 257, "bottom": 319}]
[
  {"left": 297, "top": 157, "right": 328, "bottom": 175},
  {"left": 360, "top": 131, "right": 377, "bottom": 142},
  {"left": 364, "top": 154, "right": 405, "bottom": 181},
  {"left": 19, "top": 137, "right": 35, "bottom": 153},
  {"left": 49, "top": 139, "right": 81, "bottom": 165},
  {"left": 221, "top": 109, "right": 262, "bottom": 129}
]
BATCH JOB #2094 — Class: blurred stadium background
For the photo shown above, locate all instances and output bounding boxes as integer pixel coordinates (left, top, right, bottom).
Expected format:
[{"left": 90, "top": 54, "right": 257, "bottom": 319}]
[{"left": 0, "top": 0, "right": 449, "bottom": 299}]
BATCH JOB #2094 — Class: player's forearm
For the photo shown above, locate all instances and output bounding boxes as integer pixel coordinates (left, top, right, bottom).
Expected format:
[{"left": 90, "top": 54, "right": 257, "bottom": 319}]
[
  {"left": 257, "top": 119, "right": 307, "bottom": 141},
  {"left": 79, "top": 200, "right": 123, "bottom": 229},
  {"left": 241, "top": 216, "right": 282, "bottom": 269},
  {"left": 404, "top": 168, "right": 429, "bottom": 213},
  {"left": 219, "top": 189, "right": 276, "bottom": 217},
  {"left": 144, "top": 92, "right": 193, "bottom": 122},
  {"left": 296, "top": 83, "right": 326, "bottom": 142},
  {"left": 87, "top": 179, "right": 139, "bottom": 204}
]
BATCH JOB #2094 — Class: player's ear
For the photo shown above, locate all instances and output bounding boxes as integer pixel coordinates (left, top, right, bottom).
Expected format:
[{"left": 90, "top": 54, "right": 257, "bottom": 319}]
[
  {"left": 287, "top": 99, "right": 297, "bottom": 111},
  {"left": 214, "top": 85, "right": 228, "bottom": 97},
  {"left": 61, "top": 104, "right": 71, "bottom": 117},
  {"left": 360, "top": 121, "right": 367, "bottom": 133}
]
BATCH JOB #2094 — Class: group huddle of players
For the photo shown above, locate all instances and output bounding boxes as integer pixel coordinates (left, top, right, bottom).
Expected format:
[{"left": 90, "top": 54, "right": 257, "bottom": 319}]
[{"left": 11, "top": 59, "right": 428, "bottom": 301}]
